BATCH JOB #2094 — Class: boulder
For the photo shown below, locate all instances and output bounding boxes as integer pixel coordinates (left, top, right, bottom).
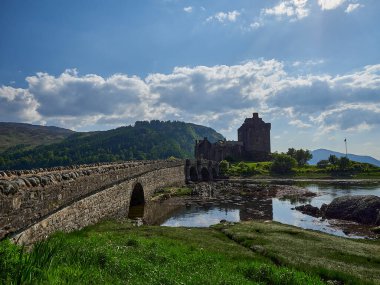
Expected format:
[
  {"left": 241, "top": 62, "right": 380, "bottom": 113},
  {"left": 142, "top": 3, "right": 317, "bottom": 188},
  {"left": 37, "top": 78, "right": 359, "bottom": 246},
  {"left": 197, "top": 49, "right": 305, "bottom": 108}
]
[
  {"left": 324, "top": 195, "right": 380, "bottom": 226},
  {"left": 295, "top": 204, "right": 322, "bottom": 217},
  {"left": 371, "top": 226, "right": 380, "bottom": 234}
]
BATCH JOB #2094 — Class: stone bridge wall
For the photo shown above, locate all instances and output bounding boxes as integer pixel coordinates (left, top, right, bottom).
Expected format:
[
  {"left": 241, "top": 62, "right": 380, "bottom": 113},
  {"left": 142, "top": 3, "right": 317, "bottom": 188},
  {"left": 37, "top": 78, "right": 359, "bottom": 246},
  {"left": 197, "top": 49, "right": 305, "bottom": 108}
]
[{"left": 0, "top": 160, "right": 185, "bottom": 242}]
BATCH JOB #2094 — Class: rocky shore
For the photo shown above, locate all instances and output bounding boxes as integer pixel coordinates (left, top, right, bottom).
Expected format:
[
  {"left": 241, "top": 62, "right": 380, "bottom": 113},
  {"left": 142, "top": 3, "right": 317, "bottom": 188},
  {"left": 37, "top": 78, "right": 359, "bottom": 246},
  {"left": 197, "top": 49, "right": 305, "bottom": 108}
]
[
  {"left": 295, "top": 195, "right": 380, "bottom": 226},
  {"left": 188, "top": 180, "right": 317, "bottom": 200}
]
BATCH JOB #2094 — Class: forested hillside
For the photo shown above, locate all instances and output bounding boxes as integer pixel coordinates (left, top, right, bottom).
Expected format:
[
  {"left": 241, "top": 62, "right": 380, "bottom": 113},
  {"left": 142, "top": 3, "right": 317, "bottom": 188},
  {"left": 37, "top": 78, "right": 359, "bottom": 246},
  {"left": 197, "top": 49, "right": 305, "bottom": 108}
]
[
  {"left": 0, "top": 122, "right": 74, "bottom": 152},
  {"left": 0, "top": 120, "right": 224, "bottom": 170}
]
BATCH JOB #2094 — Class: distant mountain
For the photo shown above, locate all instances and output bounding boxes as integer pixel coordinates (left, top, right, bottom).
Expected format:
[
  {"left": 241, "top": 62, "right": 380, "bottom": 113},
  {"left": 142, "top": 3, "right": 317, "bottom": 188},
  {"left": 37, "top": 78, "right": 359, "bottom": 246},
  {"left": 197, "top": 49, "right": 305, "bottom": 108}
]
[
  {"left": 0, "top": 120, "right": 224, "bottom": 170},
  {"left": 309, "top": 149, "right": 380, "bottom": 167},
  {"left": 0, "top": 122, "right": 75, "bottom": 152}
]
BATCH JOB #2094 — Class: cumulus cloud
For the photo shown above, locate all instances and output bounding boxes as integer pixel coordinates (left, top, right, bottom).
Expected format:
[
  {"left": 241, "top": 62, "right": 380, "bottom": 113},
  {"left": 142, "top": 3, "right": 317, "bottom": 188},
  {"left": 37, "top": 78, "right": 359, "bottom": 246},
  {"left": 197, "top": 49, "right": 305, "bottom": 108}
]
[
  {"left": 0, "top": 86, "right": 41, "bottom": 123},
  {"left": 206, "top": 11, "right": 240, "bottom": 23},
  {"left": 2, "top": 61, "right": 380, "bottom": 135},
  {"left": 311, "top": 104, "right": 380, "bottom": 132},
  {"left": 318, "top": 0, "right": 346, "bottom": 10},
  {"left": 183, "top": 6, "right": 193, "bottom": 13},
  {"left": 146, "top": 60, "right": 285, "bottom": 114},
  {"left": 345, "top": 3, "right": 363, "bottom": 13},
  {"left": 26, "top": 69, "right": 148, "bottom": 117},
  {"left": 263, "top": 0, "right": 309, "bottom": 21}
]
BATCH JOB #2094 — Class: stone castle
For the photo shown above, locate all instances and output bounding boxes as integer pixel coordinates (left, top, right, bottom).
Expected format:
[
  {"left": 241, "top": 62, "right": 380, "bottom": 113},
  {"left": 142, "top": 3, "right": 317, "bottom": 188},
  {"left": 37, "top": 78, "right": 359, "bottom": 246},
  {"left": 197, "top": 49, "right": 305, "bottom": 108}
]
[{"left": 195, "top": 113, "right": 271, "bottom": 162}]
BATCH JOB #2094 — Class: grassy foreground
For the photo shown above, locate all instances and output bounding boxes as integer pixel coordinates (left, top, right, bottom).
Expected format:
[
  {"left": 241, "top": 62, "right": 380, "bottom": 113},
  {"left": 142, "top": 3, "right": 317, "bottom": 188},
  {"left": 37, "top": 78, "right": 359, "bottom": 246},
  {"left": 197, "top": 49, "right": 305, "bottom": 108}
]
[
  {"left": 1, "top": 220, "right": 379, "bottom": 284},
  {"left": 214, "top": 221, "right": 380, "bottom": 285}
]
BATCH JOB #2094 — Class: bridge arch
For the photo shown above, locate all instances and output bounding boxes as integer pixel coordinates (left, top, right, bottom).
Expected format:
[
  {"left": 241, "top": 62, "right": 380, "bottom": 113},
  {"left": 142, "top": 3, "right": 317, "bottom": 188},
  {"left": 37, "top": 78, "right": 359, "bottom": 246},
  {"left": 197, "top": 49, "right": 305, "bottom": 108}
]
[
  {"left": 212, "top": 168, "right": 218, "bottom": 179},
  {"left": 201, "top": 167, "right": 210, "bottom": 181},
  {"left": 189, "top": 166, "right": 198, "bottom": 182},
  {"left": 130, "top": 182, "right": 145, "bottom": 206},
  {"left": 128, "top": 182, "right": 145, "bottom": 219}
]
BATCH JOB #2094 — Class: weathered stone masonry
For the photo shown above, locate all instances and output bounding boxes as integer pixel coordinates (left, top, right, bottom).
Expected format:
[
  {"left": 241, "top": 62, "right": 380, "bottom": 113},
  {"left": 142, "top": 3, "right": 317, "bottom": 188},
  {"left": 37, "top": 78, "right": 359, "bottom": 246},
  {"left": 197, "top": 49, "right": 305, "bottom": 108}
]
[{"left": 0, "top": 160, "right": 186, "bottom": 244}]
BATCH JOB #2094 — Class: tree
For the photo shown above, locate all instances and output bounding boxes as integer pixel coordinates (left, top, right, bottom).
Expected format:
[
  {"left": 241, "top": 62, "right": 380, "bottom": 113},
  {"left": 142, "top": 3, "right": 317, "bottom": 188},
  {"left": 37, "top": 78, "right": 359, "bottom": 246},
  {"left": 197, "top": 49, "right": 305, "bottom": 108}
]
[
  {"left": 287, "top": 148, "right": 296, "bottom": 158},
  {"left": 338, "top": 157, "right": 351, "bottom": 171},
  {"left": 286, "top": 148, "right": 313, "bottom": 166},
  {"left": 271, "top": 154, "right": 297, "bottom": 174},
  {"left": 328, "top": 155, "right": 339, "bottom": 166}
]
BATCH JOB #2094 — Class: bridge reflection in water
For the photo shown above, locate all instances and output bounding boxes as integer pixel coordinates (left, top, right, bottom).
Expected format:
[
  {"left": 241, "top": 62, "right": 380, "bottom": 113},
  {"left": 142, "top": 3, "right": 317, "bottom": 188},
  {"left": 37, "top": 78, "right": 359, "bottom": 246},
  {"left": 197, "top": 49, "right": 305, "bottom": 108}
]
[{"left": 128, "top": 196, "right": 274, "bottom": 227}]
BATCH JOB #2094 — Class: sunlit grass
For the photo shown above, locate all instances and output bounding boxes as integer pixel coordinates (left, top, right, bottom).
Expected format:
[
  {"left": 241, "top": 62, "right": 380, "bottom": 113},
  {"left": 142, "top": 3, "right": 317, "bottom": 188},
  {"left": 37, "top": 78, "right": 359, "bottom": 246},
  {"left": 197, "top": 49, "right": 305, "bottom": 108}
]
[
  {"left": 225, "top": 161, "right": 380, "bottom": 179},
  {"left": 214, "top": 221, "right": 380, "bottom": 285},
  {"left": 1, "top": 220, "right": 326, "bottom": 284}
]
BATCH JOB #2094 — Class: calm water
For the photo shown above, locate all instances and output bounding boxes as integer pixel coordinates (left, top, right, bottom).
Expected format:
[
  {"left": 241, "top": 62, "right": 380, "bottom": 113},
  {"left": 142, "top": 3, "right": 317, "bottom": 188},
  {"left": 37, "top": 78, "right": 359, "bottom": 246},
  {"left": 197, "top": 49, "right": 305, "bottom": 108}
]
[{"left": 159, "top": 183, "right": 380, "bottom": 238}]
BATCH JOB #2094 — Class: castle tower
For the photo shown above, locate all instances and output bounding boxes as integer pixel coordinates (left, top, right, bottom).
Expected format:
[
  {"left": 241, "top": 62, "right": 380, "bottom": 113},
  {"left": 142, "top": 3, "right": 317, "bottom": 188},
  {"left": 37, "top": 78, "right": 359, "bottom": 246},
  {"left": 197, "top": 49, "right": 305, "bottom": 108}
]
[
  {"left": 194, "top": 113, "right": 271, "bottom": 162},
  {"left": 238, "top": 113, "right": 271, "bottom": 160}
]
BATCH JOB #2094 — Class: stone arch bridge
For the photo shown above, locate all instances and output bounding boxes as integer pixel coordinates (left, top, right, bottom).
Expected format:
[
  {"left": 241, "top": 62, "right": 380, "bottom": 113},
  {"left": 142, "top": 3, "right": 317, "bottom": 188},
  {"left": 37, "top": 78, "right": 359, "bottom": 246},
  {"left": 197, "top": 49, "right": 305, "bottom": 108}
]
[{"left": 0, "top": 159, "right": 218, "bottom": 245}]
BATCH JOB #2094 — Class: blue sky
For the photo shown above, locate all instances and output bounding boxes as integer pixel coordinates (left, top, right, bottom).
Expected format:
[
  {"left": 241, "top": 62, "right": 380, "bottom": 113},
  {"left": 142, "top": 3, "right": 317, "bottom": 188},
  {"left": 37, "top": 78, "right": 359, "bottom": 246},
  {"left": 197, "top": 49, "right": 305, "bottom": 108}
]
[{"left": 1, "top": 0, "right": 379, "bottom": 158}]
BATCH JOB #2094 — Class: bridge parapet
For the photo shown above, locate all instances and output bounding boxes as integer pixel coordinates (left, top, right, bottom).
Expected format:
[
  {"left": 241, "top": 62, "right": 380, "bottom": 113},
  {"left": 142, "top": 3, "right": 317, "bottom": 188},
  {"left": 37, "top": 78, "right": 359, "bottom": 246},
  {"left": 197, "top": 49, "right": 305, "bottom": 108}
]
[{"left": 0, "top": 160, "right": 182, "bottom": 181}]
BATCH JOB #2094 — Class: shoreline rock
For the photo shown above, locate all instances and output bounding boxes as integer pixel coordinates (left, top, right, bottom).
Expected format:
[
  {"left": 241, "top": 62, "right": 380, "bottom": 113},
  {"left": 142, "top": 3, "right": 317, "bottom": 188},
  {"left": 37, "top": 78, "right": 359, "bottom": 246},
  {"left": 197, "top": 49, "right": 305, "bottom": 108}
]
[
  {"left": 294, "top": 204, "right": 322, "bottom": 217},
  {"left": 294, "top": 195, "right": 380, "bottom": 226},
  {"left": 324, "top": 195, "right": 380, "bottom": 226}
]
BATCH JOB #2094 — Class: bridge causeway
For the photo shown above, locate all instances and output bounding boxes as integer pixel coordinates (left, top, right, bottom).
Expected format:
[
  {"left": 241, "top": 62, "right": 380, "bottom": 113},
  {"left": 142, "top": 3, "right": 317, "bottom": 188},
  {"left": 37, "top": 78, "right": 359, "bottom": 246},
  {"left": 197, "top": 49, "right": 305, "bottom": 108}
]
[{"left": 0, "top": 159, "right": 219, "bottom": 245}]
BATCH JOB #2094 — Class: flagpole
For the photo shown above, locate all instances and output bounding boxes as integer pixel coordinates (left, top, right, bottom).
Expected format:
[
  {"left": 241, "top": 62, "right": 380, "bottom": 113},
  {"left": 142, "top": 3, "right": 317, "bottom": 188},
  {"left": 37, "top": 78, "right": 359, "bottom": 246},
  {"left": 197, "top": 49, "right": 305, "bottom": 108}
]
[{"left": 344, "top": 138, "right": 348, "bottom": 158}]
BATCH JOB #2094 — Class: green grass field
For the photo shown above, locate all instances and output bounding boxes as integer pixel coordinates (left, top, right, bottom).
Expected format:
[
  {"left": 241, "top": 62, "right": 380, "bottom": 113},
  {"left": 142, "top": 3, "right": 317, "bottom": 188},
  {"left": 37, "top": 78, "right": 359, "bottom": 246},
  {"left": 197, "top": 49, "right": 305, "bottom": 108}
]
[
  {"left": 225, "top": 161, "right": 380, "bottom": 179},
  {"left": 1, "top": 220, "right": 379, "bottom": 284}
]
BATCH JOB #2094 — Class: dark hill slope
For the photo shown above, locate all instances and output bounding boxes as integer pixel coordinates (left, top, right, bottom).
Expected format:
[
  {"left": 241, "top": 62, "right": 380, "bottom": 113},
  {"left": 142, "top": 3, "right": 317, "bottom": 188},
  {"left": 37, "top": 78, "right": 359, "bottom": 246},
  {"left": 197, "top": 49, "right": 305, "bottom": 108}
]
[
  {"left": 0, "top": 120, "right": 224, "bottom": 170},
  {"left": 0, "top": 122, "right": 74, "bottom": 152}
]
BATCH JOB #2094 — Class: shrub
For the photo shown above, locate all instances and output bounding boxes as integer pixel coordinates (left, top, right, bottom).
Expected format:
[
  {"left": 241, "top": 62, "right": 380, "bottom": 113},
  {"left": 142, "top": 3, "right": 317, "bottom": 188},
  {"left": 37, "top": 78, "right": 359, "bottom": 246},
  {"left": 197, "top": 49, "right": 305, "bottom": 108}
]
[
  {"left": 316, "top": 160, "right": 330, "bottom": 168},
  {"left": 271, "top": 154, "right": 297, "bottom": 174},
  {"left": 219, "top": 160, "right": 229, "bottom": 175}
]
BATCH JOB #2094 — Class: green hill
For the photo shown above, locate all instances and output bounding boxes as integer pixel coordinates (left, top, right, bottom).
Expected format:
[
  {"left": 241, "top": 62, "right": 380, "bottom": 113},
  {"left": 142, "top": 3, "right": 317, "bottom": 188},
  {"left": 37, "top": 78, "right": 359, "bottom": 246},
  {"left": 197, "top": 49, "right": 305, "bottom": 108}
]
[
  {"left": 0, "top": 120, "right": 224, "bottom": 170},
  {"left": 0, "top": 122, "right": 74, "bottom": 152}
]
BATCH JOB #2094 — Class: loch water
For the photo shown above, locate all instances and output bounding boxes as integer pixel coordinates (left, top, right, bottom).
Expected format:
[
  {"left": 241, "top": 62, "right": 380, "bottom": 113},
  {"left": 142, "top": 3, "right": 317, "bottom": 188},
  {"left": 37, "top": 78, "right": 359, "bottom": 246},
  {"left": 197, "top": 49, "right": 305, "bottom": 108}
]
[{"left": 131, "top": 182, "right": 380, "bottom": 239}]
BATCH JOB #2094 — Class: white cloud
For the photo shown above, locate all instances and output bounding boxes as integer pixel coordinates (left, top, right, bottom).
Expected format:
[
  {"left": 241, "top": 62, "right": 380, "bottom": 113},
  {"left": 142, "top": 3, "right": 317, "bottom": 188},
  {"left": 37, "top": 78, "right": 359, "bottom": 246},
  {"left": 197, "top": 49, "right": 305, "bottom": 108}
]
[
  {"left": 318, "top": 0, "right": 346, "bottom": 10},
  {"left": 292, "top": 59, "right": 325, "bottom": 67},
  {"left": 0, "top": 86, "right": 41, "bottom": 123},
  {"left": 25, "top": 69, "right": 149, "bottom": 118},
  {"left": 250, "top": 21, "right": 262, "bottom": 30},
  {"left": 264, "top": 0, "right": 309, "bottom": 21},
  {"left": 2, "top": 61, "right": 380, "bottom": 135},
  {"left": 206, "top": 10, "right": 241, "bottom": 23},
  {"left": 183, "top": 6, "right": 193, "bottom": 13},
  {"left": 311, "top": 104, "right": 380, "bottom": 132},
  {"left": 345, "top": 3, "right": 363, "bottom": 13},
  {"left": 289, "top": 119, "right": 312, "bottom": 128}
]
